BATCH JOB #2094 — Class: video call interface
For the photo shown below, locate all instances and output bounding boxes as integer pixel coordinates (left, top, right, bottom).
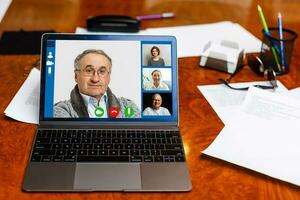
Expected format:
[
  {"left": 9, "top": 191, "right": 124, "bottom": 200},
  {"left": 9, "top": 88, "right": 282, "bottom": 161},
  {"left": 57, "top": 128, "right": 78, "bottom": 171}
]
[{"left": 43, "top": 38, "right": 177, "bottom": 121}]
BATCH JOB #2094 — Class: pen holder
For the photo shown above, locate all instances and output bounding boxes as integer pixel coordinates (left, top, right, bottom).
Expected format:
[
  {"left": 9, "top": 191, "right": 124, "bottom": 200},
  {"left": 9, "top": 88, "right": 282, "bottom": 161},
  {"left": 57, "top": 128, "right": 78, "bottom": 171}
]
[{"left": 260, "top": 27, "right": 297, "bottom": 75}]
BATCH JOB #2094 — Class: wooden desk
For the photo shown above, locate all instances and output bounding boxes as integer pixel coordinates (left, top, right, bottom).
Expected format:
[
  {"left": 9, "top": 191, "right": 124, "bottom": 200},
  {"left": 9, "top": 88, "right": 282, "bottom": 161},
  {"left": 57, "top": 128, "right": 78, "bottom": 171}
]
[{"left": 1, "top": 0, "right": 300, "bottom": 199}]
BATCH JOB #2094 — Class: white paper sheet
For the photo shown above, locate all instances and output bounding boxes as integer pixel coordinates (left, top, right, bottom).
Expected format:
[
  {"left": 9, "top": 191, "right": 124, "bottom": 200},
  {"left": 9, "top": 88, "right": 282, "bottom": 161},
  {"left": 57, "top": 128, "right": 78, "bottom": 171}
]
[
  {"left": 202, "top": 87, "right": 300, "bottom": 186},
  {"left": 4, "top": 68, "right": 40, "bottom": 124},
  {"left": 0, "top": 0, "right": 12, "bottom": 22},
  {"left": 197, "top": 81, "right": 288, "bottom": 125},
  {"left": 286, "top": 87, "right": 300, "bottom": 100},
  {"left": 75, "top": 21, "right": 262, "bottom": 57}
]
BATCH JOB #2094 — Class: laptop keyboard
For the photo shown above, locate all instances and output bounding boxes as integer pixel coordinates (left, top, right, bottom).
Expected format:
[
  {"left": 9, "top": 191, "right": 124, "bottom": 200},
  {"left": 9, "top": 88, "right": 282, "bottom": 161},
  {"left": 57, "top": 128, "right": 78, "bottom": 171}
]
[{"left": 31, "top": 129, "right": 185, "bottom": 163}]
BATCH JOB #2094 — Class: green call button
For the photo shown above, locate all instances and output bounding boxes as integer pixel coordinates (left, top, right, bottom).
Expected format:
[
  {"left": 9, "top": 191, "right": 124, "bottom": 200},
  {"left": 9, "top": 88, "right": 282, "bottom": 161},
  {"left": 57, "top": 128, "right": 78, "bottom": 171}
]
[{"left": 95, "top": 107, "right": 104, "bottom": 117}]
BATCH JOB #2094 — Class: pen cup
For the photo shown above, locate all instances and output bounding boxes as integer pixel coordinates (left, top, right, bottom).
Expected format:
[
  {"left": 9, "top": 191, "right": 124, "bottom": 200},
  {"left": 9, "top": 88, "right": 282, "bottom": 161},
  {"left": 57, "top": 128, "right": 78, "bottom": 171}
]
[{"left": 260, "top": 27, "right": 297, "bottom": 75}]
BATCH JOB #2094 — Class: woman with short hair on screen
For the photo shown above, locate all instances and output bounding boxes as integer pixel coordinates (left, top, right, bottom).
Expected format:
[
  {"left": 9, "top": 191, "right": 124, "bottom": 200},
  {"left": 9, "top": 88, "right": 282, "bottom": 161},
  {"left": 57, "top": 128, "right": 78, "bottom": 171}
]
[
  {"left": 147, "top": 46, "right": 165, "bottom": 66},
  {"left": 144, "top": 69, "right": 169, "bottom": 90}
]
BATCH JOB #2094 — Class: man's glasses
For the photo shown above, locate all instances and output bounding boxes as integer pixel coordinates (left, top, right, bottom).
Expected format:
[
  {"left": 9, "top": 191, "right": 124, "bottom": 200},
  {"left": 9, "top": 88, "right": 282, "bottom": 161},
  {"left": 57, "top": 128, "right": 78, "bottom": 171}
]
[
  {"left": 76, "top": 66, "right": 110, "bottom": 77},
  {"left": 219, "top": 56, "right": 277, "bottom": 90}
]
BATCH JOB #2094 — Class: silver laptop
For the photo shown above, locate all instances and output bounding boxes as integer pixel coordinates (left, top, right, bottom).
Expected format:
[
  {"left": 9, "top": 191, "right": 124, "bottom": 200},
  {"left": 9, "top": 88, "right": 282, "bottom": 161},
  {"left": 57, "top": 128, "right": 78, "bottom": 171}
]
[{"left": 23, "top": 34, "right": 192, "bottom": 192}]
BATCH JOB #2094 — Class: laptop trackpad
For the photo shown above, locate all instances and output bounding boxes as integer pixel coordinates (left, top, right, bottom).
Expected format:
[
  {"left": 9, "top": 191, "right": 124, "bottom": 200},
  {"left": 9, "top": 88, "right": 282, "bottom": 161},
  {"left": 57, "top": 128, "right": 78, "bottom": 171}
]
[{"left": 74, "top": 163, "right": 141, "bottom": 191}]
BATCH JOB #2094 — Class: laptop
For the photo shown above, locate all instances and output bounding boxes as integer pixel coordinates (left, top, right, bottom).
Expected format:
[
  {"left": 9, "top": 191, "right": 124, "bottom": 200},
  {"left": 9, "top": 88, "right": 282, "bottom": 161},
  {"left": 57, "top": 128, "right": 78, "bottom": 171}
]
[{"left": 23, "top": 34, "right": 192, "bottom": 192}]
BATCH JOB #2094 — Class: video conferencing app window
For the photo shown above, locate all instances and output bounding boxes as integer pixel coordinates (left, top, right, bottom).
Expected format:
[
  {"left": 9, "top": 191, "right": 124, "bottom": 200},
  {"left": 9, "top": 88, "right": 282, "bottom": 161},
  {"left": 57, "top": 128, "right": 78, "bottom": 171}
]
[{"left": 42, "top": 37, "right": 178, "bottom": 122}]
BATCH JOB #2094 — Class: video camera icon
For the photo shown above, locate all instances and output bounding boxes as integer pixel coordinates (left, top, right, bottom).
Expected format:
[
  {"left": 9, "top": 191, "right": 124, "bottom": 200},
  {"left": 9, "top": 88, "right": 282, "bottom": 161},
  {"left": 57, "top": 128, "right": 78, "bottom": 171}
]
[{"left": 125, "top": 107, "right": 134, "bottom": 118}]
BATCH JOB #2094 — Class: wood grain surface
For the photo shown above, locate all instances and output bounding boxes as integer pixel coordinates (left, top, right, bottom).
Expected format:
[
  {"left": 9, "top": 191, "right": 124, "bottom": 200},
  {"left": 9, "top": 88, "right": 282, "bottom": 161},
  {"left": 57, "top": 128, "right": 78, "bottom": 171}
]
[{"left": 0, "top": 0, "right": 300, "bottom": 199}]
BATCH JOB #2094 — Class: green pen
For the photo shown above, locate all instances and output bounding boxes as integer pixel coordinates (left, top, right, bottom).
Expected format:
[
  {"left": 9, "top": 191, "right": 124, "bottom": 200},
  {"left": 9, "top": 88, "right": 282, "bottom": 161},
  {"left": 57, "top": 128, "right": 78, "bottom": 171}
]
[{"left": 257, "top": 5, "right": 282, "bottom": 72}]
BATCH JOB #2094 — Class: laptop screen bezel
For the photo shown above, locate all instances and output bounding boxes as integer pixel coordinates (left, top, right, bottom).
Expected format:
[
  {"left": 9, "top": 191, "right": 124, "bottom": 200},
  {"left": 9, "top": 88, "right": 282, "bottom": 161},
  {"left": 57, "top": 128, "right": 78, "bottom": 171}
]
[{"left": 39, "top": 33, "right": 178, "bottom": 126}]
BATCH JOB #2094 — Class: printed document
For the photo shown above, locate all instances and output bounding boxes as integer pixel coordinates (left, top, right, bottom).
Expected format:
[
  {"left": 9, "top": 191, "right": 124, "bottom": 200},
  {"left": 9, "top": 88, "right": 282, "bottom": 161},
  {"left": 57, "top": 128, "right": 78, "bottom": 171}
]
[
  {"left": 4, "top": 68, "right": 40, "bottom": 124},
  {"left": 203, "top": 87, "right": 300, "bottom": 186},
  {"left": 0, "top": 0, "right": 11, "bottom": 22},
  {"left": 197, "top": 81, "right": 288, "bottom": 125}
]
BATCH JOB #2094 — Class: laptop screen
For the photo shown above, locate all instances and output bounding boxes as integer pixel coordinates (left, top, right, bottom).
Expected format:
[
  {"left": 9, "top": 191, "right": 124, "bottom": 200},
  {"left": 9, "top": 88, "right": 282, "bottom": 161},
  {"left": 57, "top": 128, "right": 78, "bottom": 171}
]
[{"left": 40, "top": 34, "right": 178, "bottom": 122}]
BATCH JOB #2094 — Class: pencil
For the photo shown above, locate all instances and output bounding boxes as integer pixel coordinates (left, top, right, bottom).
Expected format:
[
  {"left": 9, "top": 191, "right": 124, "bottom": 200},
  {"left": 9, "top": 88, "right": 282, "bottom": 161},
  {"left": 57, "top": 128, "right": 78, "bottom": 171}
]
[
  {"left": 257, "top": 5, "right": 282, "bottom": 72},
  {"left": 278, "top": 13, "right": 286, "bottom": 71}
]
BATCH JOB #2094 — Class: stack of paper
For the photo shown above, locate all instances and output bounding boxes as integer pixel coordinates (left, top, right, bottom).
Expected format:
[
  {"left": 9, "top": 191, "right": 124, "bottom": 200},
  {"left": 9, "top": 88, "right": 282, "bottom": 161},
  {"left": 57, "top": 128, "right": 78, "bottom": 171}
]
[
  {"left": 76, "top": 21, "right": 262, "bottom": 58},
  {"left": 199, "top": 83, "right": 300, "bottom": 186},
  {"left": 198, "top": 81, "right": 288, "bottom": 125}
]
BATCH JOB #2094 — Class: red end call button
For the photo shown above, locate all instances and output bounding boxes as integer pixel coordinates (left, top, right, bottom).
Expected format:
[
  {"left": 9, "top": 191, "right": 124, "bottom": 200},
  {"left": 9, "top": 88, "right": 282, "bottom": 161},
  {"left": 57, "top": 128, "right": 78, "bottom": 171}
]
[{"left": 109, "top": 107, "right": 119, "bottom": 118}]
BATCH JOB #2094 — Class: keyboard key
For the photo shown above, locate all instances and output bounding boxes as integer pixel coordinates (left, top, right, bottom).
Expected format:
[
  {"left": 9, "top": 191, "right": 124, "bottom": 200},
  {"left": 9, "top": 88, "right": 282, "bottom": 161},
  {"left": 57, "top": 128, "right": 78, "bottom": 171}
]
[
  {"left": 134, "top": 144, "right": 144, "bottom": 149},
  {"left": 67, "top": 150, "right": 76, "bottom": 156},
  {"left": 63, "top": 144, "right": 72, "bottom": 149},
  {"left": 143, "top": 156, "right": 153, "bottom": 162},
  {"left": 122, "top": 139, "right": 131, "bottom": 143},
  {"left": 127, "top": 132, "right": 136, "bottom": 138},
  {"left": 41, "top": 155, "right": 52, "bottom": 162},
  {"left": 77, "top": 156, "right": 129, "bottom": 162},
  {"left": 35, "top": 143, "right": 51, "bottom": 149},
  {"left": 71, "top": 138, "right": 80, "bottom": 143},
  {"left": 165, "top": 144, "right": 182, "bottom": 150},
  {"left": 35, "top": 138, "right": 50, "bottom": 144},
  {"left": 53, "top": 156, "right": 63, "bottom": 162},
  {"left": 156, "top": 133, "right": 165, "bottom": 138},
  {"left": 124, "top": 144, "right": 134, "bottom": 149},
  {"left": 61, "top": 138, "right": 71, "bottom": 143},
  {"left": 33, "top": 149, "right": 55, "bottom": 156},
  {"left": 104, "top": 144, "right": 113, "bottom": 149},
  {"left": 150, "top": 150, "right": 160, "bottom": 156},
  {"left": 31, "top": 156, "right": 41, "bottom": 162},
  {"left": 142, "top": 139, "right": 151, "bottom": 143},
  {"left": 82, "top": 138, "right": 91, "bottom": 143},
  {"left": 114, "top": 144, "right": 123, "bottom": 149},
  {"left": 92, "top": 138, "right": 101, "bottom": 143},
  {"left": 133, "top": 138, "right": 141, "bottom": 143},
  {"left": 64, "top": 156, "right": 76, "bottom": 162},
  {"left": 102, "top": 138, "right": 111, "bottom": 143},
  {"left": 78, "top": 150, "right": 87, "bottom": 155},
  {"left": 51, "top": 138, "right": 60, "bottom": 143},
  {"left": 99, "top": 150, "right": 108, "bottom": 155},
  {"left": 112, "top": 138, "right": 121, "bottom": 143},
  {"left": 175, "top": 156, "right": 185, "bottom": 162},
  {"left": 83, "top": 144, "right": 92, "bottom": 149},
  {"left": 130, "top": 156, "right": 142, "bottom": 162},
  {"left": 154, "top": 144, "right": 164, "bottom": 149},
  {"left": 161, "top": 150, "right": 184, "bottom": 156},
  {"left": 52, "top": 144, "right": 62, "bottom": 149},
  {"left": 154, "top": 156, "right": 163, "bottom": 162},
  {"left": 147, "top": 133, "right": 155, "bottom": 138},
  {"left": 37, "top": 130, "right": 46, "bottom": 138},
  {"left": 130, "top": 150, "right": 140, "bottom": 156},
  {"left": 73, "top": 144, "right": 82, "bottom": 149},
  {"left": 56, "top": 150, "right": 66, "bottom": 156},
  {"left": 137, "top": 133, "right": 146, "bottom": 138},
  {"left": 164, "top": 156, "right": 175, "bottom": 162},
  {"left": 94, "top": 144, "right": 103, "bottom": 149},
  {"left": 109, "top": 150, "right": 119, "bottom": 156},
  {"left": 120, "top": 150, "right": 129, "bottom": 156},
  {"left": 140, "top": 150, "right": 150, "bottom": 156},
  {"left": 88, "top": 150, "right": 98, "bottom": 155}
]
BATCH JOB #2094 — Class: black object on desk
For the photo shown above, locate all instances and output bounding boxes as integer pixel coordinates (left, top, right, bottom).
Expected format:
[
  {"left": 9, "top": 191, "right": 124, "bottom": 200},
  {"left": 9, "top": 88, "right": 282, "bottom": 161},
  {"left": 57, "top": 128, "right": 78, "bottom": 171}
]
[
  {"left": 86, "top": 15, "right": 140, "bottom": 33},
  {"left": 0, "top": 30, "right": 55, "bottom": 55}
]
